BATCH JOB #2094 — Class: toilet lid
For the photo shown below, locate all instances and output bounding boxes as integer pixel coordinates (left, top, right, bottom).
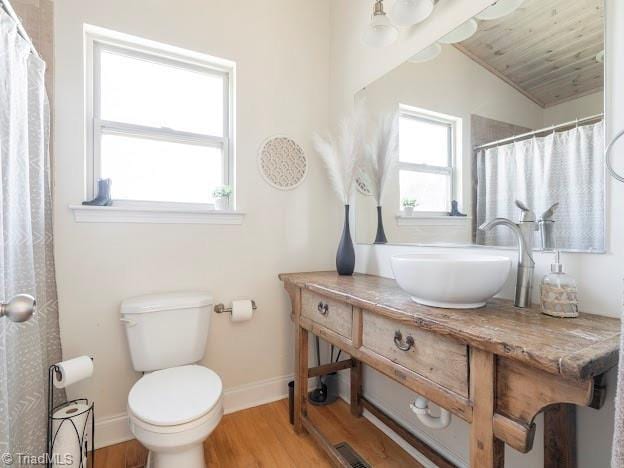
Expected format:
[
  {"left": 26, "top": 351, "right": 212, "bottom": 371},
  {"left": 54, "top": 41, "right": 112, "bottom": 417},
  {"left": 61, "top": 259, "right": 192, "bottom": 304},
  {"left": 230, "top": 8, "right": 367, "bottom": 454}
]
[{"left": 128, "top": 365, "right": 222, "bottom": 426}]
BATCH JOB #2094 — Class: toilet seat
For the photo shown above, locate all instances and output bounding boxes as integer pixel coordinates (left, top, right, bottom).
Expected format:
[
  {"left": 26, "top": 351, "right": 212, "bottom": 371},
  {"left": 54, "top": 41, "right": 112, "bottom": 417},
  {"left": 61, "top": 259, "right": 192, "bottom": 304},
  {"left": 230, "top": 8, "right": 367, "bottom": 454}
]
[
  {"left": 128, "top": 365, "right": 223, "bottom": 428},
  {"left": 129, "top": 397, "right": 223, "bottom": 435}
]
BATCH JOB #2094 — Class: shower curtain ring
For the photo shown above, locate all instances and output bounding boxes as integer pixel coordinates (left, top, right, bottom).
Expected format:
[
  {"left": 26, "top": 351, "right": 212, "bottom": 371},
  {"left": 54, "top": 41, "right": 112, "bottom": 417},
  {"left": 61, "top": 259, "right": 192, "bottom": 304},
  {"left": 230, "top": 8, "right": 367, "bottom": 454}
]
[{"left": 606, "top": 129, "right": 624, "bottom": 183}]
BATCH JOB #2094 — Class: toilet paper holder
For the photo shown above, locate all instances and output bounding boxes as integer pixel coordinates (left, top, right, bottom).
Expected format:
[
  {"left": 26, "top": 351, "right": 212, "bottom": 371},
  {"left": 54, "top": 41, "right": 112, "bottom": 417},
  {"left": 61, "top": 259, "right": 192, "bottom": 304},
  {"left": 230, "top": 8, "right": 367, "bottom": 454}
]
[
  {"left": 214, "top": 300, "right": 257, "bottom": 314},
  {"left": 47, "top": 359, "right": 95, "bottom": 468},
  {"left": 51, "top": 355, "right": 94, "bottom": 382}
]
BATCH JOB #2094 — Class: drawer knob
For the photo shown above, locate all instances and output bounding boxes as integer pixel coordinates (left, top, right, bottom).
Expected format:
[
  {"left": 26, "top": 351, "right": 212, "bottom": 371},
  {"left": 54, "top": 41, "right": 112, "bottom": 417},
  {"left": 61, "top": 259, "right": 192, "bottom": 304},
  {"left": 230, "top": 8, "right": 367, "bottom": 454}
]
[
  {"left": 394, "top": 330, "right": 415, "bottom": 351},
  {"left": 317, "top": 301, "right": 329, "bottom": 316}
]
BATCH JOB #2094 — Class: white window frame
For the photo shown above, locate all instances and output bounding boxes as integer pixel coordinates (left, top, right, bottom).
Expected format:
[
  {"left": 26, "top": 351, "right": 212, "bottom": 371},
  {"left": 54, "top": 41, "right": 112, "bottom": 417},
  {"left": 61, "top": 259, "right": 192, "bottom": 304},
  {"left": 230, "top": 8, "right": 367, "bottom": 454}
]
[
  {"left": 398, "top": 104, "right": 462, "bottom": 216},
  {"left": 84, "top": 25, "right": 236, "bottom": 212}
]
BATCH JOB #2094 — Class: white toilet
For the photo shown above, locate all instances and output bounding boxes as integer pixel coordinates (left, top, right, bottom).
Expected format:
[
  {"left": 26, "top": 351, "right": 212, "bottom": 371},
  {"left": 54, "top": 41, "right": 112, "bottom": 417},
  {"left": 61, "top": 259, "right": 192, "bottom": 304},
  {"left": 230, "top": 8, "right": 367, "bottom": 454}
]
[{"left": 121, "top": 292, "right": 222, "bottom": 468}]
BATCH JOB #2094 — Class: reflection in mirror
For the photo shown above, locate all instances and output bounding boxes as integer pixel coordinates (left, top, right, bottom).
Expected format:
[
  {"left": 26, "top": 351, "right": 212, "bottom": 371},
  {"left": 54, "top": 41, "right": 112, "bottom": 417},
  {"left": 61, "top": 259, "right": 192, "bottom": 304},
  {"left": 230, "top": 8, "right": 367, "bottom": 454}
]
[{"left": 355, "top": 0, "right": 605, "bottom": 253}]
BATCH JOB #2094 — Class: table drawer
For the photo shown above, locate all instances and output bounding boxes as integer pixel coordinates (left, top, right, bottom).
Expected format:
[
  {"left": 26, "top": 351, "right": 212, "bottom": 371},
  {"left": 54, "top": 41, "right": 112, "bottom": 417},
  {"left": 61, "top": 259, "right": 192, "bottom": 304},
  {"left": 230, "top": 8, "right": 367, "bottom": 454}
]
[
  {"left": 362, "top": 311, "right": 468, "bottom": 397},
  {"left": 301, "top": 290, "right": 352, "bottom": 339}
]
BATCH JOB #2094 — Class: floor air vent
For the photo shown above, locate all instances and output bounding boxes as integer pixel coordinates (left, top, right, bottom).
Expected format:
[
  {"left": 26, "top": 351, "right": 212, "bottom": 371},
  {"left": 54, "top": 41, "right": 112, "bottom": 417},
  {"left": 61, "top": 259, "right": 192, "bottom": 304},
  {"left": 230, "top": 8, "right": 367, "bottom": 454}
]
[{"left": 334, "top": 442, "right": 371, "bottom": 468}]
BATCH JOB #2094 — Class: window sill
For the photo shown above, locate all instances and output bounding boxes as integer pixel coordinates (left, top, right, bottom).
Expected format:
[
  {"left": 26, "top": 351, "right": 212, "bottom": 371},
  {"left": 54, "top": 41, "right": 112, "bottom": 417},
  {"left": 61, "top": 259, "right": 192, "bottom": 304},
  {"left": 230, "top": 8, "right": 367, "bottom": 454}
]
[
  {"left": 69, "top": 204, "right": 245, "bottom": 225},
  {"left": 396, "top": 214, "right": 472, "bottom": 227}
]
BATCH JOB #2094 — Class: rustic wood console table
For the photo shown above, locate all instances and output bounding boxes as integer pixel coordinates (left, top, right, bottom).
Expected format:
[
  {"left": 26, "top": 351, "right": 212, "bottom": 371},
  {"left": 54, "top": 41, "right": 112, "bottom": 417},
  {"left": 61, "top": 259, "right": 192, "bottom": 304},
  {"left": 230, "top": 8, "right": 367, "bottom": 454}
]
[{"left": 279, "top": 272, "right": 620, "bottom": 468}]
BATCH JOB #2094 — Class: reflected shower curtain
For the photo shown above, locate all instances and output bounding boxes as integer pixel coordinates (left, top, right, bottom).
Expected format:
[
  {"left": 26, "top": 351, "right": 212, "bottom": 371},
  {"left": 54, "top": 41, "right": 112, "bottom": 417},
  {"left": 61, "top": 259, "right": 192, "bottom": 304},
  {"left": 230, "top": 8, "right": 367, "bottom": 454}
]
[
  {"left": 475, "top": 121, "right": 605, "bottom": 252},
  {"left": 0, "top": 10, "right": 64, "bottom": 460}
]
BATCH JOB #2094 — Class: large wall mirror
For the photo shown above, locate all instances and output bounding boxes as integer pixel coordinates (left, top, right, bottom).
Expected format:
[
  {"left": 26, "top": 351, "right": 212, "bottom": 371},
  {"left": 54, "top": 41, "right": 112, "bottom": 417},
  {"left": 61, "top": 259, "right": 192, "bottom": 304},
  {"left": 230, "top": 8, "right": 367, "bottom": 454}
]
[{"left": 355, "top": 0, "right": 605, "bottom": 253}]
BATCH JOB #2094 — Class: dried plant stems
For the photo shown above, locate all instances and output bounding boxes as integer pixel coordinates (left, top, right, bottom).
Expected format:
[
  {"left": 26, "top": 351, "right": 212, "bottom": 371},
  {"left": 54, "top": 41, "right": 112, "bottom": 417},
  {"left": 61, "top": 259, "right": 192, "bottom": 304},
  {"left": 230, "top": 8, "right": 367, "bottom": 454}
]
[
  {"left": 313, "top": 104, "right": 368, "bottom": 205},
  {"left": 366, "top": 112, "right": 399, "bottom": 206}
]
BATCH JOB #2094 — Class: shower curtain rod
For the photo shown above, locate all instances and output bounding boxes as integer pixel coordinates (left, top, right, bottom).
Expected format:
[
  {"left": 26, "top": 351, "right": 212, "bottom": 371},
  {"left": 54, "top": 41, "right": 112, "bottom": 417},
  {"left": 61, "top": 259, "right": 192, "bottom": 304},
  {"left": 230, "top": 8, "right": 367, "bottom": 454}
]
[
  {"left": 474, "top": 113, "right": 604, "bottom": 151},
  {"left": 0, "top": 0, "right": 40, "bottom": 58}
]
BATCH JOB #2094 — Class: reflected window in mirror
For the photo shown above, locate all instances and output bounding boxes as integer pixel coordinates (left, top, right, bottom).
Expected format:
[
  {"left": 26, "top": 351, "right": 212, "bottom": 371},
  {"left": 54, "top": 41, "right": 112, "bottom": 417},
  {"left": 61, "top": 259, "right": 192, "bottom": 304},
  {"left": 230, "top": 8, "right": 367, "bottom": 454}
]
[{"left": 398, "top": 106, "right": 462, "bottom": 214}]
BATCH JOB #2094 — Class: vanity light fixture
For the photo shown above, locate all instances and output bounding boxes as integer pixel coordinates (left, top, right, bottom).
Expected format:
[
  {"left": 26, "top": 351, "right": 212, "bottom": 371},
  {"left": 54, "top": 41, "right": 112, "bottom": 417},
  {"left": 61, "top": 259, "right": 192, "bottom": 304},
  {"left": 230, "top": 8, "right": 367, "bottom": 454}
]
[
  {"left": 390, "top": 0, "right": 434, "bottom": 27},
  {"left": 438, "top": 18, "right": 478, "bottom": 44},
  {"left": 475, "top": 0, "right": 524, "bottom": 21},
  {"left": 362, "top": 0, "right": 399, "bottom": 48},
  {"left": 408, "top": 42, "right": 442, "bottom": 63}
]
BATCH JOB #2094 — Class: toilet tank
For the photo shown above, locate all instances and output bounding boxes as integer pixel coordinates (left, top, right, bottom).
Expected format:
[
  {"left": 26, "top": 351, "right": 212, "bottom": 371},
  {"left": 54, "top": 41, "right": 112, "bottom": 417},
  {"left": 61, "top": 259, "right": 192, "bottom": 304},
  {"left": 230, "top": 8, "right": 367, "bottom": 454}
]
[{"left": 121, "top": 292, "right": 212, "bottom": 372}]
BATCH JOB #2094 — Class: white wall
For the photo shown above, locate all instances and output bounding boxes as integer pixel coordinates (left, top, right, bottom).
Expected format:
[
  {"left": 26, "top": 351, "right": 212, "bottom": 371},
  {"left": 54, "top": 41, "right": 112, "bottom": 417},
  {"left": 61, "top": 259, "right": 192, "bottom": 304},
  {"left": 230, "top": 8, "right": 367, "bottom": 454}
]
[
  {"left": 53, "top": 0, "right": 334, "bottom": 447},
  {"left": 358, "top": 46, "right": 544, "bottom": 130},
  {"left": 544, "top": 91, "right": 604, "bottom": 126},
  {"left": 330, "top": 1, "right": 622, "bottom": 467}
]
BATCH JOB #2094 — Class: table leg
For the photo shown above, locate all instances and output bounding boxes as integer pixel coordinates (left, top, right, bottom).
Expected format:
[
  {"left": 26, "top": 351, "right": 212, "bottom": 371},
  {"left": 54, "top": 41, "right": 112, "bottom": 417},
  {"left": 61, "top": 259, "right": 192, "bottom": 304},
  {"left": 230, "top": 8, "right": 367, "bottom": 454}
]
[
  {"left": 294, "top": 324, "right": 308, "bottom": 434},
  {"left": 351, "top": 359, "right": 363, "bottom": 417},
  {"left": 544, "top": 404, "right": 577, "bottom": 468},
  {"left": 470, "top": 349, "right": 504, "bottom": 468}
]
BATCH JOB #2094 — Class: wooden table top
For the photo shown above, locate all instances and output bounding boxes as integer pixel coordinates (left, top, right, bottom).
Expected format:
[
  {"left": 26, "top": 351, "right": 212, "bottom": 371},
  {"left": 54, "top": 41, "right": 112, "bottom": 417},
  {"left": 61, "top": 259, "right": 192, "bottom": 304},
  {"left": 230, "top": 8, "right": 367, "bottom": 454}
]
[{"left": 279, "top": 271, "right": 621, "bottom": 381}]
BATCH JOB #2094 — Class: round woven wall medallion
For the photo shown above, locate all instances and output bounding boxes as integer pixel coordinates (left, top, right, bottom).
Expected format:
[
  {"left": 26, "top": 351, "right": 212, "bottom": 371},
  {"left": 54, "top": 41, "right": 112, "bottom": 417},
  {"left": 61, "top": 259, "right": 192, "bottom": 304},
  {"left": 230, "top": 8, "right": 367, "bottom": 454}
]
[{"left": 258, "top": 136, "right": 307, "bottom": 190}]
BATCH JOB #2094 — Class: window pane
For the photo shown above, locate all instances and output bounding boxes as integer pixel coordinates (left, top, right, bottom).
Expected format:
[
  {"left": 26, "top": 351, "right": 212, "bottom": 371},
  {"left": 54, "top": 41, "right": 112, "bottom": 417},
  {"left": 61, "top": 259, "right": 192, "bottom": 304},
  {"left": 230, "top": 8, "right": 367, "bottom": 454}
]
[
  {"left": 399, "top": 116, "right": 450, "bottom": 166},
  {"left": 400, "top": 170, "right": 450, "bottom": 212},
  {"left": 100, "top": 49, "right": 225, "bottom": 136},
  {"left": 100, "top": 134, "right": 223, "bottom": 204}
]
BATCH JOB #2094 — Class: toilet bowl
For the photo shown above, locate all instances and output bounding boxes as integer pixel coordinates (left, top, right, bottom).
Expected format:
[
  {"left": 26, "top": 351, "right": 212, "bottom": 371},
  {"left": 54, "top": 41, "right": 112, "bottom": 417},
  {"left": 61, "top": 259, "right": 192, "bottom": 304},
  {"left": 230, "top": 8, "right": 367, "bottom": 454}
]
[
  {"left": 127, "top": 365, "right": 223, "bottom": 468},
  {"left": 121, "top": 291, "right": 219, "bottom": 468}
]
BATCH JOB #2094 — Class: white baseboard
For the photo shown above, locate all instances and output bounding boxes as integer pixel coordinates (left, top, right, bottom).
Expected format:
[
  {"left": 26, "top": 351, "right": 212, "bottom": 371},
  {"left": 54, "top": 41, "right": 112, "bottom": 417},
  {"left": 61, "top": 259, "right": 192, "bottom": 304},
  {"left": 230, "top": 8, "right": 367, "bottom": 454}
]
[
  {"left": 94, "top": 373, "right": 315, "bottom": 449},
  {"left": 94, "top": 412, "right": 134, "bottom": 449},
  {"left": 222, "top": 373, "right": 294, "bottom": 415}
]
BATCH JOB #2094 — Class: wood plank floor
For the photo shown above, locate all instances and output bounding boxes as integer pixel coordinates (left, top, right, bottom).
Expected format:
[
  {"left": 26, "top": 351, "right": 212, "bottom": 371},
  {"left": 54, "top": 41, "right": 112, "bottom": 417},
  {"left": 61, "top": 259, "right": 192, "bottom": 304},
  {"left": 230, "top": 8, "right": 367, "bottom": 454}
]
[{"left": 93, "top": 399, "right": 421, "bottom": 467}]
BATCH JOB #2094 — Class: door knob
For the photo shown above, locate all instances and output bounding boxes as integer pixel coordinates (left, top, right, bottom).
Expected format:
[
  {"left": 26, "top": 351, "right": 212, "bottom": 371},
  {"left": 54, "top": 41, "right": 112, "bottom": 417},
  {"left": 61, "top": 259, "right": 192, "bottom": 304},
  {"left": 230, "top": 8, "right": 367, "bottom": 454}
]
[{"left": 1, "top": 294, "right": 36, "bottom": 323}]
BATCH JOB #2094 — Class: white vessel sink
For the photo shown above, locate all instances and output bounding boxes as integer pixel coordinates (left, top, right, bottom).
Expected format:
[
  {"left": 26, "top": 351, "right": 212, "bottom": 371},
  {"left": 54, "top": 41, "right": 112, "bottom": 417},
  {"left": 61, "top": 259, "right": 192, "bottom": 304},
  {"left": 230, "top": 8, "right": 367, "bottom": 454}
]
[{"left": 390, "top": 254, "right": 512, "bottom": 309}]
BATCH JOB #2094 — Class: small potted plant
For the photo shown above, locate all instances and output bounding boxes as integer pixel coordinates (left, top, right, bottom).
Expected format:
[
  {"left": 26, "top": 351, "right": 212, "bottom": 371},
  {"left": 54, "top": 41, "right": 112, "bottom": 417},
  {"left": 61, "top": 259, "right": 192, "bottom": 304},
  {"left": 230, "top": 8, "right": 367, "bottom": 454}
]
[
  {"left": 402, "top": 198, "right": 417, "bottom": 216},
  {"left": 213, "top": 185, "right": 232, "bottom": 210}
]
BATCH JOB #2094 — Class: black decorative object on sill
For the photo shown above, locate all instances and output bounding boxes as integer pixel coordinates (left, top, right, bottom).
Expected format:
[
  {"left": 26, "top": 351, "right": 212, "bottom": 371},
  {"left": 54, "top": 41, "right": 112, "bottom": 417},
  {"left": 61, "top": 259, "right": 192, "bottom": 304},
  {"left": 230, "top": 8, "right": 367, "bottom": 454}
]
[
  {"left": 336, "top": 205, "right": 355, "bottom": 276},
  {"left": 82, "top": 178, "right": 112, "bottom": 206},
  {"left": 449, "top": 200, "right": 467, "bottom": 217},
  {"left": 374, "top": 205, "right": 388, "bottom": 244}
]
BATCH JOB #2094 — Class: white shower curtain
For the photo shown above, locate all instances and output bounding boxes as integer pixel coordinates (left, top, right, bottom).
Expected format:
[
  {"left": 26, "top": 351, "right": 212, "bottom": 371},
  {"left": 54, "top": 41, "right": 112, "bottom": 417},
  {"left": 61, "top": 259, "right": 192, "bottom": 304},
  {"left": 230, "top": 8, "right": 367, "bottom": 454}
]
[
  {"left": 475, "top": 121, "right": 605, "bottom": 252},
  {"left": 0, "top": 9, "right": 64, "bottom": 461}
]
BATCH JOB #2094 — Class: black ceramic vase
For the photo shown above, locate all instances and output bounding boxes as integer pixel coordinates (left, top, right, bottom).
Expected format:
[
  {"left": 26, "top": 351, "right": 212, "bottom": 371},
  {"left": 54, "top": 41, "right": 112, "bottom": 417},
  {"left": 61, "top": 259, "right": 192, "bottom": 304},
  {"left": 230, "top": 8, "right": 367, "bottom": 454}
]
[
  {"left": 336, "top": 205, "right": 355, "bottom": 276},
  {"left": 374, "top": 206, "right": 388, "bottom": 244}
]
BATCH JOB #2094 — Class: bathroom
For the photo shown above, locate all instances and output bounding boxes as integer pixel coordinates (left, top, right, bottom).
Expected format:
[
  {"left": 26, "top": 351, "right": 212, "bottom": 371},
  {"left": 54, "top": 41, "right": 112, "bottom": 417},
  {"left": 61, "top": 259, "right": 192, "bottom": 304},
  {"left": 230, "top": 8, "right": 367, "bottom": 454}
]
[{"left": 1, "top": 0, "right": 623, "bottom": 467}]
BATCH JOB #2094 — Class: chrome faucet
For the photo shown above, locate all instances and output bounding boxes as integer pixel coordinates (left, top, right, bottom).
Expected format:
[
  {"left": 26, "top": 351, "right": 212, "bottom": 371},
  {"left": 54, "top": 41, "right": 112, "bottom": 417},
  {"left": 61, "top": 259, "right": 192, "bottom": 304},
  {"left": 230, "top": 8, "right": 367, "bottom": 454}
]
[
  {"left": 538, "top": 203, "right": 559, "bottom": 251},
  {"left": 479, "top": 200, "right": 538, "bottom": 308},
  {"left": 515, "top": 200, "right": 538, "bottom": 253}
]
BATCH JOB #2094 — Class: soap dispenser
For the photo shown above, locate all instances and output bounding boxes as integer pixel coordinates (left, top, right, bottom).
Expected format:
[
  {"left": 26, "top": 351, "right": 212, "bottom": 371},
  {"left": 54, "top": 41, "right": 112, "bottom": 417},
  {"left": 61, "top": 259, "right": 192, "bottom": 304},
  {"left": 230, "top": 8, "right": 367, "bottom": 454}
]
[{"left": 540, "top": 250, "right": 579, "bottom": 318}]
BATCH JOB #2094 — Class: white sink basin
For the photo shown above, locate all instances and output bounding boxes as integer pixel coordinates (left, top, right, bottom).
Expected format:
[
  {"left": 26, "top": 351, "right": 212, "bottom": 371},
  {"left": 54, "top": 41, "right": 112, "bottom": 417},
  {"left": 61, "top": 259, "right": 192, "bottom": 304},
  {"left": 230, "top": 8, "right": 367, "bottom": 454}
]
[{"left": 390, "top": 254, "right": 511, "bottom": 309}]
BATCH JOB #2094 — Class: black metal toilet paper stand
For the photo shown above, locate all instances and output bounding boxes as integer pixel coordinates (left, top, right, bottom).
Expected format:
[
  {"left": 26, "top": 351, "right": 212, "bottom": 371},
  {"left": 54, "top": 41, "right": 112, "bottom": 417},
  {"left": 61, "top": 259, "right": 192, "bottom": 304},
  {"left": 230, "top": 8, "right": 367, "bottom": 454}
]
[{"left": 47, "top": 364, "right": 95, "bottom": 468}]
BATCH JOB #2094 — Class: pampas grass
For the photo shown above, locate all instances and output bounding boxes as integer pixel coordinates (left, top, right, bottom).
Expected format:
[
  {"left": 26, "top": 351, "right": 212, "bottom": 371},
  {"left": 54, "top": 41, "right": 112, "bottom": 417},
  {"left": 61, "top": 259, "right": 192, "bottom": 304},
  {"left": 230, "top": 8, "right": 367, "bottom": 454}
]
[
  {"left": 365, "top": 112, "right": 399, "bottom": 206},
  {"left": 313, "top": 104, "right": 368, "bottom": 205}
]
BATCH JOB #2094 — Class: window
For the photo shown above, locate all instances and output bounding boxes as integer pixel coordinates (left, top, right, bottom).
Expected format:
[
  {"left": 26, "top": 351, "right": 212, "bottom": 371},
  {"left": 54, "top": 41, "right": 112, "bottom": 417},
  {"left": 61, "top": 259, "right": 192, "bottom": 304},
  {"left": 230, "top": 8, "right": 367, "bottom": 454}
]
[
  {"left": 85, "top": 27, "right": 235, "bottom": 209},
  {"left": 398, "top": 106, "right": 460, "bottom": 213}
]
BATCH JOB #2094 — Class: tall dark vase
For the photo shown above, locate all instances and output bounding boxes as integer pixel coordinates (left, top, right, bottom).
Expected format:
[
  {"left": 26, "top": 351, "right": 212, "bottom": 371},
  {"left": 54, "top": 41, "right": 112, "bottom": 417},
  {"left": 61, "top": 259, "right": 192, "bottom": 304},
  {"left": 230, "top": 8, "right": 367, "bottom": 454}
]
[
  {"left": 336, "top": 205, "right": 355, "bottom": 276},
  {"left": 374, "top": 206, "right": 388, "bottom": 244}
]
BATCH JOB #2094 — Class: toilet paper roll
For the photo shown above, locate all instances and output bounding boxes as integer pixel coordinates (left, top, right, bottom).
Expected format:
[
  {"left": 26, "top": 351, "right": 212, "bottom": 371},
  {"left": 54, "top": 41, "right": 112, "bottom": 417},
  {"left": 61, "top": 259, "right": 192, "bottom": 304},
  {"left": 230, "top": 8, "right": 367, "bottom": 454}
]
[
  {"left": 51, "top": 402, "right": 91, "bottom": 468},
  {"left": 53, "top": 356, "right": 94, "bottom": 389},
  {"left": 231, "top": 299, "right": 254, "bottom": 322}
]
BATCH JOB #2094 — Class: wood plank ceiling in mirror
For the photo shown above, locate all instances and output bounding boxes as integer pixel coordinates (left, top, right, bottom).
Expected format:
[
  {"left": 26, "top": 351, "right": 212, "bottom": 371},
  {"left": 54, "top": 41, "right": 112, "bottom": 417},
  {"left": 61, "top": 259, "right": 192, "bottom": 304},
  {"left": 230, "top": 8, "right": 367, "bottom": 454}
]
[{"left": 455, "top": 0, "right": 604, "bottom": 108}]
